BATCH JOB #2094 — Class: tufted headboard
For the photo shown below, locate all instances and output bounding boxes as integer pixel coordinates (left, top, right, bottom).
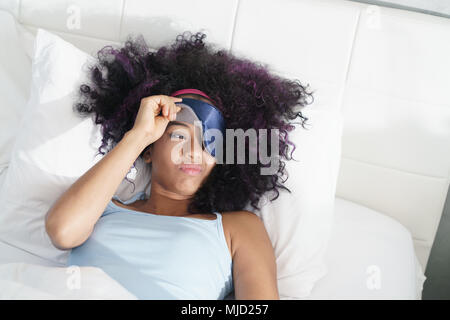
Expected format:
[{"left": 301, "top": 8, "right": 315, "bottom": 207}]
[{"left": 1, "top": 0, "right": 449, "bottom": 271}]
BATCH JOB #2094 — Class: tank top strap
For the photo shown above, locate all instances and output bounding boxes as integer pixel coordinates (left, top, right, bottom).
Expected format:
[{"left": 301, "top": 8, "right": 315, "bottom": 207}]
[
  {"left": 213, "top": 211, "right": 222, "bottom": 222},
  {"left": 213, "top": 211, "right": 232, "bottom": 264}
]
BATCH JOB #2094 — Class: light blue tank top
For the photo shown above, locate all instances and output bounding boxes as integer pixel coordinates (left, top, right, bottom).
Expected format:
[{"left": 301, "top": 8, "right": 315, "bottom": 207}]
[{"left": 67, "top": 191, "right": 234, "bottom": 300}]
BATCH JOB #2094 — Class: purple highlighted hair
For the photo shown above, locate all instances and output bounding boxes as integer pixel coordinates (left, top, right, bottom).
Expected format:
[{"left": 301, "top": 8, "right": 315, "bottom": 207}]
[{"left": 74, "top": 31, "right": 314, "bottom": 214}]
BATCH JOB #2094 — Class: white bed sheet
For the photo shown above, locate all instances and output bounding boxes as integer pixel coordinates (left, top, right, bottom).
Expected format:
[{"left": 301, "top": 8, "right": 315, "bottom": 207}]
[
  {"left": 303, "top": 197, "right": 426, "bottom": 300},
  {"left": 0, "top": 166, "right": 7, "bottom": 192},
  {"left": 0, "top": 262, "right": 137, "bottom": 299}
]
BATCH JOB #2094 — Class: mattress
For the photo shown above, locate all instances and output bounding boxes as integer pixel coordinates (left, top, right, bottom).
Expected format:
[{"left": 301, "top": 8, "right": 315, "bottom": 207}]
[{"left": 303, "top": 197, "right": 426, "bottom": 299}]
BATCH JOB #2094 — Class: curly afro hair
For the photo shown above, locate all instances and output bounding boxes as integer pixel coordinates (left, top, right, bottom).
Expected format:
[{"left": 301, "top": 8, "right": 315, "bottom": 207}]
[{"left": 74, "top": 30, "right": 314, "bottom": 215}]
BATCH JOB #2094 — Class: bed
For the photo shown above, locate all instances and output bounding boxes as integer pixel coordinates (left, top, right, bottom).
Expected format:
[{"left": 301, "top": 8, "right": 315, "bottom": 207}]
[
  {"left": 1, "top": 0, "right": 448, "bottom": 300},
  {"left": 0, "top": 167, "right": 425, "bottom": 299}
]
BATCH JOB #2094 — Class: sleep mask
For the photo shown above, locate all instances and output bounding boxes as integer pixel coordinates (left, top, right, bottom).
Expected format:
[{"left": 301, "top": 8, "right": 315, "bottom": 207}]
[
  {"left": 170, "top": 89, "right": 225, "bottom": 158},
  {"left": 175, "top": 98, "right": 225, "bottom": 157}
]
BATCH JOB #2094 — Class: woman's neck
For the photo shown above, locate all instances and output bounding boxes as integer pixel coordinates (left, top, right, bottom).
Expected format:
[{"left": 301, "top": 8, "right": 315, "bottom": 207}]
[{"left": 140, "top": 182, "right": 193, "bottom": 217}]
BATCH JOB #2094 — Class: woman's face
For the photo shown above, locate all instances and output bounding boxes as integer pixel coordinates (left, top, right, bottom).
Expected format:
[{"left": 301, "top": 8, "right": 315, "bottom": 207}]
[{"left": 143, "top": 120, "right": 217, "bottom": 196}]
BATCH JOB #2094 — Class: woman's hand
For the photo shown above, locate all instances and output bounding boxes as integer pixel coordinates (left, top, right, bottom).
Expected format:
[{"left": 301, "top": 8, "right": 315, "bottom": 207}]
[
  {"left": 45, "top": 95, "right": 182, "bottom": 250},
  {"left": 130, "top": 95, "right": 183, "bottom": 147}
]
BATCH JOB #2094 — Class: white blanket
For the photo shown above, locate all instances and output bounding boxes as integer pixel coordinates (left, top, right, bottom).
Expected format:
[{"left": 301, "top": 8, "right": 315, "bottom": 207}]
[{"left": 0, "top": 262, "right": 137, "bottom": 299}]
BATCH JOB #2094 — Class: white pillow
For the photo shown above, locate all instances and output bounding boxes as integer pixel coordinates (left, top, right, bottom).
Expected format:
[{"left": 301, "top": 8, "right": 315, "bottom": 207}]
[
  {"left": 256, "top": 108, "right": 343, "bottom": 299},
  {"left": 0, "top": 28, "right": 148, "bottom": 267},
  {"left": 0, "top": 10, "right": 34, "bottom": 171},
  {"left": 0, "top": 28, "right": 343, "bottom": 299},
  {"left": 0, "top": 27, "right": 100, "bottom": 266},
  {"left": 0, "top": 11, "right": 148, "bottom": 202}
]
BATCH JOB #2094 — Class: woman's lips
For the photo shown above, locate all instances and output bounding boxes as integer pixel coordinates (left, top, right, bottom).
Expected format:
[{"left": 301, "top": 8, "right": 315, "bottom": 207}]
[{"left": 179, "top": 164, "right": 203, "bottom": 176}]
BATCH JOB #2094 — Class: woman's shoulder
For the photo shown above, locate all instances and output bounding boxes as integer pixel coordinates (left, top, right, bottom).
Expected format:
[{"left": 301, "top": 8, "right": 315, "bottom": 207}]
[
  {"left": 221, "top": 210, "right": 262, "bottom": 233},
  {"left": 220, "top": 210, "right": 259, "bottom": 221},
  {"left": 220, "top": 210, "right": 260, "bottom": 229},
  {"left": 220, "top": 210, "right": 268, "bottom": 262},
  {"left": 220, "top": 210, "right": 262, "bottom": 246}
]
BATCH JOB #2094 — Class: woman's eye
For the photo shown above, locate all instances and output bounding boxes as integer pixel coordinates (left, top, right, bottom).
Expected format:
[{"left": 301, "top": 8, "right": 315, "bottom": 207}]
[{"left": 170, "top": 132, "right": 186, "bottom": 140}]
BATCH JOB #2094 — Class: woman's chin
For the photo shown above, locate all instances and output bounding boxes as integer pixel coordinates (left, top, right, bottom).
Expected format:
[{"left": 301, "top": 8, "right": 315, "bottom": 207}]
[{"left": 171, "top": 182, "right": 200, "bottom": 196}]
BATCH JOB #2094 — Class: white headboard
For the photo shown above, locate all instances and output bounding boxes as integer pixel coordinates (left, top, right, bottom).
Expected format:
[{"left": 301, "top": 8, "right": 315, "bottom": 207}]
[{"left": 1, "top": 0, "right": 449, "bottom": 271}]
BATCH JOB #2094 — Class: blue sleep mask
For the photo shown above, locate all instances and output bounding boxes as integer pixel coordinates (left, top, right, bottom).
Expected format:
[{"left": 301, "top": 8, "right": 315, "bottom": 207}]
[{"left": 174, "top": 98, "right": 226, "bottom": 157}]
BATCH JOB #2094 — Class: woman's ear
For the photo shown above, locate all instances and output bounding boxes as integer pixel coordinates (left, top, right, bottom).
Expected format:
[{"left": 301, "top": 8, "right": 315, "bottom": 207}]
[{"left": 142, "top": 145, "right": 152, "bottom": 164}]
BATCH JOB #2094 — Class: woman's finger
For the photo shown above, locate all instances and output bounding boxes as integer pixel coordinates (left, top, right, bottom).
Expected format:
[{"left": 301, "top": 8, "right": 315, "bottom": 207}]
[
  {"left": 175, "top": 106, "right": 181, "bottom": 119},
  {"left": 167, "top": 103, "right": 172, "bottom": 121},
  {"left": 171, "top": 104, "right": 177, "bottom": 120},
  {"left": 158, "top": 95, "right": 182, "bottom": 120},
  {"left": 170, "top": 98, "right": 182, "bottom": 120}
]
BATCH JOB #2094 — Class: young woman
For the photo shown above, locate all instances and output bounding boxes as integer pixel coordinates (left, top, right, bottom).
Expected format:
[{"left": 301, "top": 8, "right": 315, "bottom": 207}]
[{"left": 45, "top": 31, "right": 313, "bottom": 300}]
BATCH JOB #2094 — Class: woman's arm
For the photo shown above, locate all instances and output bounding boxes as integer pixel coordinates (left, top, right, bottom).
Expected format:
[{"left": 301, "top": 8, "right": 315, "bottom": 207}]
[
  {"left": 230, "top": 211, "right": 280, "bottom": 300},
  {"left": 45, "top": 95, "right": 182, "bottom": 250},
  {"left": 45, "top": 129, "right": 148, "bottom": 250}
]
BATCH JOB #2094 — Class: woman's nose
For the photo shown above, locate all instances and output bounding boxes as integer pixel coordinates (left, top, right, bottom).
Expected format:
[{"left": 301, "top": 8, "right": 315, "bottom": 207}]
[{"left": 184, "top": 135, "right": 203, "bottom": 164}]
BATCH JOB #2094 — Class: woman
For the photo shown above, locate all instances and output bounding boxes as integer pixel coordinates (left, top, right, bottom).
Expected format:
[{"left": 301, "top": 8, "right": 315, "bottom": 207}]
[{"left": 45, "top": 31, "right": 313, "bottom": 300}]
